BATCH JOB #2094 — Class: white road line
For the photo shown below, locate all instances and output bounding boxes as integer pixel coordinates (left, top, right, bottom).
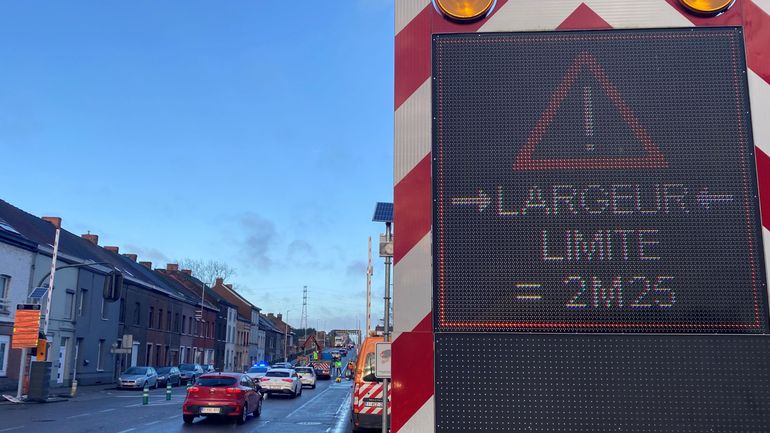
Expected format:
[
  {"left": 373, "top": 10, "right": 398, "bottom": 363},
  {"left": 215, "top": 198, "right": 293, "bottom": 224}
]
[
  {"left": 98, "top": 408, "right": 116, "bottom": 413},
  {"left": 286, "top": 385, "right": 334, "bottom": 418},
  {"left": 0, "top": 427, "right": 25, "bottom": 432},
  {"left": 331, "top": 392, "right": 352, "bottom": 433},
  {"left": 116, "top": 429, "right": 136, "bottom": 433},
  {"left": 516, "top": 295, "right": 543, "bottom": 300},
  {"left": 166, "top": 415, "right": 178, "bottom": 420},
  {"left": 144, "top": 421, "right": 160, "bottom": 426},
  {"left": 66, "top": 412, "right": 92, "bottom": 419},
  {"left": 124, "top": 404, "right": 140, "bottom": 408}
]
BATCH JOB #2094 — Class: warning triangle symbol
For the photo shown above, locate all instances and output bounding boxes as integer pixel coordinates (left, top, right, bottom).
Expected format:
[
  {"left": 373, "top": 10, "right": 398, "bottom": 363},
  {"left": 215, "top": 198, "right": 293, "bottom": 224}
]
[{"left": 513, "top": 52, "right": 667, "bottom": 170}]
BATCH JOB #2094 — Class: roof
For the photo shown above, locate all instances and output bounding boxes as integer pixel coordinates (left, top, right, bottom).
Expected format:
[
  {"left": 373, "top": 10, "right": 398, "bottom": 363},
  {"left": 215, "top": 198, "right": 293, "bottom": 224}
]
[
  {"left": 157, "top": 269, "right": 237, "bottom": 310},
  {"left": 0, "top": 216, "right": 37, "bottom": 252},
  {"left": 152, "top": 270, "right": 218, "bottom": 311},
  {"left": 258, "top": 314, "right": 284, "bottom": 334}
]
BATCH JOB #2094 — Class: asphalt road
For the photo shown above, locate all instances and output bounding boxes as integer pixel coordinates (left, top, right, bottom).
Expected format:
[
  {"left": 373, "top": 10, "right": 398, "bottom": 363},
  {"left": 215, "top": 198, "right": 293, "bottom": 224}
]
[{"left": 0, "top": 353, "right": 359, "bottom": 433}]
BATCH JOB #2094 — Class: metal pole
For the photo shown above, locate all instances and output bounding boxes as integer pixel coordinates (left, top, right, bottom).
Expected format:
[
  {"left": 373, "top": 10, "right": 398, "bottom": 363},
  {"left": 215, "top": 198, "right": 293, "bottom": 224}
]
[
  {"left": 382, "top": 223, "right": 392, "bottom": 433},
  {"left": 43, "top": 225, "right": 61, "bottom": 336},
  {"left": 284, "top": 310, "right": 290, "bottom": 363},
  {"left": 367, "top": 237, "right": 372, "bottom": 336},
  {"left": 15, "top": 348, "right": 27, "bottom": 399}
]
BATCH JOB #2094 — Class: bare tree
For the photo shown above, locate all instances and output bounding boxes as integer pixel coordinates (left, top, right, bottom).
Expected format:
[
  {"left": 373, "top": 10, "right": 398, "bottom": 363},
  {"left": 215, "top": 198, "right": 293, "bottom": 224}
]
[{"left": 178, "top": 258, "right": 237, "bottom": 284}]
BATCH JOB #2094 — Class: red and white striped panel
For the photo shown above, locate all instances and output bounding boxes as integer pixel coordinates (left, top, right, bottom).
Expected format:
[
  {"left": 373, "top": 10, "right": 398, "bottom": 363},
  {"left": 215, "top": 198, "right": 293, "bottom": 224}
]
[
  {"left": 354, "top": 382, "right": 392, "bottom": 415},
  {"left": 392, "top": 1, "right": 770, "bottom": 432}
]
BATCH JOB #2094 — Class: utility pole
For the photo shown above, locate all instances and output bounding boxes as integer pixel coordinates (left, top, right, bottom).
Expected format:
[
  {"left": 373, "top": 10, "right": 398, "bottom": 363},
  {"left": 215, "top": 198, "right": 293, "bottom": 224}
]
[
  {"left": 283, "top": 310, "right": 290, "bottom": 363},
  {"left": 366, "top": 237, "right": 373, "bottom": 336},
  {"left": 300, "top": 286, "right": 308, "bottom": 355}
]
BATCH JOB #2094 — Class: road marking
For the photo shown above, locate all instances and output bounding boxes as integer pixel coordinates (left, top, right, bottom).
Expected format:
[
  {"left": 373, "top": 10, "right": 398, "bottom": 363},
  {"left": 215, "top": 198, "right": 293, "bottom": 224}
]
[
  {"left": 166, "top": 415, "right": 178, "bottom": 420},
  {"left": 331, "top": 392, "right": 352, "bottom": 433},
  {"left": 116, "top": 429, "right": 136, "bottom": 433},
  {"left": 144, "top": 421, "right": 160, "bottom": 426},
  {"left": 98, "top": 408, "right": 115, "bottom": 413},
  {"left": 66, "top": 413, "right": 91, "bottom": 419},
  {"left": 0, "top": 427, "right": 25, "bottom": 432},
  {"left": 286, "top": 385, "right": 334, "bottom": 418},
  {"left": 516, "top": 295, "right": 543, "bottom": 300}
]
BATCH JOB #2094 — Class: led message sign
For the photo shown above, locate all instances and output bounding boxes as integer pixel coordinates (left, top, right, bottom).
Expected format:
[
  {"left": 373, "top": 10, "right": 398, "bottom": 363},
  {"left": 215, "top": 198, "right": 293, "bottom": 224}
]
[{"left": 432, "top": 27, "right": 768, "bottom": 332}]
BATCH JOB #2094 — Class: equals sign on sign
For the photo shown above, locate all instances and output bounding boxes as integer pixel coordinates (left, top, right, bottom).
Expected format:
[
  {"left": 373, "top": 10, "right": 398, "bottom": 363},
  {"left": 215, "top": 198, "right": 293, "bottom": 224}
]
[{"left": 515, "top": 283, "right": 542, "bottom": 301}]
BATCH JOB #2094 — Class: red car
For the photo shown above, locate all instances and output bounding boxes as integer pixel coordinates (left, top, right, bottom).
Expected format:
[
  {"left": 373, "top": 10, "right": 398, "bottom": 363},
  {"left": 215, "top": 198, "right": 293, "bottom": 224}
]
[{"left": 182, "top": 373, "right": 263, "bottom": 424}]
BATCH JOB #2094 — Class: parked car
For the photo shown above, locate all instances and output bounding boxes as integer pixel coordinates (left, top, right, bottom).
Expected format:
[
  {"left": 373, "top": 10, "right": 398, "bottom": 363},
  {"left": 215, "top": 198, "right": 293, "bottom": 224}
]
[
  {"left": 259, "top": 368, "right": 303, "bottom": 398},
  {"left": 294, "top": 366, "right": 317, "bottom": 389},
  {"left": 179, "top": 363, "right": 204, "bottom": 385},
  {"left": 203, "top": 364, "right": 216, "bottom": 373},
  {"left": 182, "top": 373, "right": 263, "bottom": 425},
  {"left": 156, "top": 366, "right": 181, "bottom": 387},
  {"left": 118, "top": 366, "right": 158, "bottom": 389},
  {"left": 245, "top": 365, "right": 269, "bottom": 382}
]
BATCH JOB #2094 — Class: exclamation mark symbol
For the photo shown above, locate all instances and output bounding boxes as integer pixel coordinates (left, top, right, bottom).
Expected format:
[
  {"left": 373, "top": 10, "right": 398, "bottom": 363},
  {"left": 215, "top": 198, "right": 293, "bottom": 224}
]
[{"left": 584, "top": 86, "right": 594, "bottom": 151}]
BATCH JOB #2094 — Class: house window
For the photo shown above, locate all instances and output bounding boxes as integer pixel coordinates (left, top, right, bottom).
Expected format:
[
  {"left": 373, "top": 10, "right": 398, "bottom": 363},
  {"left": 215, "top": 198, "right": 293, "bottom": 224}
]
[
  {"left": 0, "top": 275, "right": 10, "bottom": 314},
  {"left": 146, "top": 343, "right": 152, "bottom": 366},
  {"left": 148, "top": 307, "right": 154, "bottom": 328},
  {"left": 134, "top": 302, "right": 141, "bottom": 325},
  {"left": 65, "top": 290, "right": 75, "bottom": 320},
  {"left": 167, "top": 311, "right": 171, "bottom": 331},
  {"left": 182, "top": 315, "right": 187, "bottom": 334},
  {"left": 175, "top": 313, "right": 180, "bottom": 332},
  {"left": 155, "top": 344, "right": 161, "bottom": 366},
  {"left": 158, "top": 309, "right": 163, "bottom": 329},
  {"left": 96, "top": 339, "right": 105, "bottom": 371},
  {"left": 0, "top": 335, "right": 9, "bottom": 376},
  {"left": 119, "top": 299, "right": 125, "bottom": 323},
  {"left": 78, "top": 288, "right": 87, "bottom": 316},
  {"left": 100, "top": 297, "right": 108, "bottom": 320}
]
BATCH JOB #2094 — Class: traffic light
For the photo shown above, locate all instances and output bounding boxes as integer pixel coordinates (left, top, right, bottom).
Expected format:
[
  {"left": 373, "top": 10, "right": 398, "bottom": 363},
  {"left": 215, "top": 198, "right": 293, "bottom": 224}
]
[{"left": 103, "top": 270, "right": 124, "bottom": 302}]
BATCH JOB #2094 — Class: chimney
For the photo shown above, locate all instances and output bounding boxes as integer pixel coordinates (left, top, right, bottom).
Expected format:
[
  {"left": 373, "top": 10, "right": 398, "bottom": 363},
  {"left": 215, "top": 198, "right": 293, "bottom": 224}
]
[
  {"left": 41, "top": 216, "right": 62, "bottom": 229},
  {"left": 267, "top": 313, "right": 275, "bottom": 318},
  {"left": 215, "top": 277, "right": 224, "bottom": 286},
  {"left": 81, "top": 234, "right": 99, "bottom": 245},
  {"left": 277, "top": 313, "right": 283, "bottom": 322},
  {"left": 105, "top": 246, "right": 119, "bottom": 254},
  {"left": 225, "top": 284, "right": 233, "bottom": 290},
  {"left": 182, "top": 269, "right": 192, "bottom": 276},
  {"left": 166, "top": 263, "right": 179, "bottom": 271},
  {"left": 139, "top": 261, "right": 152, "bottom": 269},
  {"left": 123, "top": 253, "right": 137, "bottom": 262}
]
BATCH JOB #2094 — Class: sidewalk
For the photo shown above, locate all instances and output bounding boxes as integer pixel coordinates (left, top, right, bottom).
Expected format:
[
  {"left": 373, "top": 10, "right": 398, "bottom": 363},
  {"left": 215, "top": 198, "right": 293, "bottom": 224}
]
[{"left": 1, "top": 383, "right": 118, "bottom": 405}]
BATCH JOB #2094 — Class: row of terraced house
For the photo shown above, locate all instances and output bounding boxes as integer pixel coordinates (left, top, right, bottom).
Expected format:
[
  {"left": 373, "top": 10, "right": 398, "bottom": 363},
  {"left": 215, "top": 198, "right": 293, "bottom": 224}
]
[{"left": 0, "top": 199, "right": 297, "bottom": 391}]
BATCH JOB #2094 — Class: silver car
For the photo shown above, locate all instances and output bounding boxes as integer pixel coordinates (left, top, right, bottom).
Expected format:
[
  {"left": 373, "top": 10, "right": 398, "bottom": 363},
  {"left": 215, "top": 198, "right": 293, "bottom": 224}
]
[
  {"left": 294, "top": 366, "right": 317, "bottom": 389},
  {"left": 259, "top": 368, "right": 303, "bottom": 398},
  {"left": 118, "top": 366, "right": 158, "bottom": 389},
  {"left": 245, "top": 365, "right": 269, "bottom": 382}
]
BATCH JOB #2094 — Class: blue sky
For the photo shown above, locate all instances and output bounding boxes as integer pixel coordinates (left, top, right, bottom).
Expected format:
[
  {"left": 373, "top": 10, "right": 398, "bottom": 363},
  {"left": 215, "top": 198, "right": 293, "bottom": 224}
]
[{"left": 0, "top": 1, "right": 395, "bottom": 332}]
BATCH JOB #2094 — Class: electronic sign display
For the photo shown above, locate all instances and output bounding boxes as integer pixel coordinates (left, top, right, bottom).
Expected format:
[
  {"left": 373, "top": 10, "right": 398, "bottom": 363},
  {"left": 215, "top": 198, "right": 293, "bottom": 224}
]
[{"left": 432, "top": 27, "right": 768, "bottom": 333}]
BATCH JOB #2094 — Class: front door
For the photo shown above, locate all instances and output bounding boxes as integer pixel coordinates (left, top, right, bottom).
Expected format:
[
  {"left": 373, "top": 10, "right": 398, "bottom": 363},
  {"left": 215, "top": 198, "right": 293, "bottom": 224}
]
[{"left": 0, "top": 335, "right": 9, "bottom": 377}]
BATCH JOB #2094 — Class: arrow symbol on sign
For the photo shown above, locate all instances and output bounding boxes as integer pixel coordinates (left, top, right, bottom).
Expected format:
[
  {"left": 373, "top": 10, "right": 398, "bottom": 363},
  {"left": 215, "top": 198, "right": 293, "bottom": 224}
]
[
  {"left": 697, "top": 188, "right": 734, "bottom": 209},
  {"left": 451, "top": 190, "right": 491, "bottom": 212}
]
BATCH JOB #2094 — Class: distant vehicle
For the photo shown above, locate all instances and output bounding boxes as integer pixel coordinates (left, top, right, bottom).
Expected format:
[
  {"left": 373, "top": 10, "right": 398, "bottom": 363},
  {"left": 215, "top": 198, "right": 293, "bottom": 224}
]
[
  {"left": 203, "top": 364, "right": 216, "bottom": 373},
  {"left": 270, "top": 362, "right": 293, "bottom": 369},
  {"left": 294, "top": 366, "right": 317, "bottom": 389},
  {"left": 259, "top": 368, "right": 303, "bottom": 398},
  {"left": 183, "top": 373, "right": 263, "bottom": 425},
  {"left": 351, "top": 336, "right": 388, "bottom": 432},
  {"left": 178, "top": 363, "right": 204, "bottom": 385},
  {"left": 118, "top": 366, "right": 158, "bottom": 389},
  {"left": 311, "top": 361, "right": 331, "bottom": 379},
  {"left": 245, "top": 365, "right": 269, "bottom": 382},
  {"left": 339, "top": 348, "right": 348, "bottom": 356},
  {"left": 156, "top": 366, "right": 181, "bottom": 387}
]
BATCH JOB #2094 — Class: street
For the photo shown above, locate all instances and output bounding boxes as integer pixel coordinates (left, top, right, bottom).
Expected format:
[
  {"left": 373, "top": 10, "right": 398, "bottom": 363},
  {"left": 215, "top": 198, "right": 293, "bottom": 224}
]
[{"left": 0, "top": 367, "right": 356, "bottom": 433}]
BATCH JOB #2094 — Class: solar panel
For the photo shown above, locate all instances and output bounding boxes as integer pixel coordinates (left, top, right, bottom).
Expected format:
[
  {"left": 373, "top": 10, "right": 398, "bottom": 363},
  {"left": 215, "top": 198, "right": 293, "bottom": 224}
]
[
  {"left": 372, "top": 202, "right": 393, "bottom": 223},
  {"left": 28, "top": 287, "right": 48, "bottom": 300}
]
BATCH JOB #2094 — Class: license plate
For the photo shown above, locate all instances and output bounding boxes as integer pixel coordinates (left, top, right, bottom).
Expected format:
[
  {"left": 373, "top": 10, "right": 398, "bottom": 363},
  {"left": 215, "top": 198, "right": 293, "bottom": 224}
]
[
  {"left": 201, "top": 407, "right": 221, "bottom": 414},
  {"left": 365, "top": 401, "right": 383, "bottom": 407}
]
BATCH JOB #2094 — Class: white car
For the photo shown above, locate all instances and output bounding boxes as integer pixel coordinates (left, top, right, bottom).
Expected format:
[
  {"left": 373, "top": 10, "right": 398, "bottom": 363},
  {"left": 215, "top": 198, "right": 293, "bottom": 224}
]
[
  {"left": 259, "top": 368, "right": 303, "bottom": 398},
  {"left": 245, "top": 365, "right": 269, "bottom": 382},
  {"left": 294, "top": 366, "right": 317, "bottom": 389}
]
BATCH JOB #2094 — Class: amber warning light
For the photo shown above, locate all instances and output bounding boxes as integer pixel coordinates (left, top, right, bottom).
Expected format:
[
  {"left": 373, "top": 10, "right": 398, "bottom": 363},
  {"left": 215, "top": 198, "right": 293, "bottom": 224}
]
[{"left": 435, "top": 0, "right": 494, "bottom": 20}]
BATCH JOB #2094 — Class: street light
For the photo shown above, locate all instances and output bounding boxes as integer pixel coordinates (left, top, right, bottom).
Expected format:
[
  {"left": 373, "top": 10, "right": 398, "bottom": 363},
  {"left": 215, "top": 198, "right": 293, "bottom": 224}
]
[{"left": 284, "top": 310, "right": 291, "bottom": 363}]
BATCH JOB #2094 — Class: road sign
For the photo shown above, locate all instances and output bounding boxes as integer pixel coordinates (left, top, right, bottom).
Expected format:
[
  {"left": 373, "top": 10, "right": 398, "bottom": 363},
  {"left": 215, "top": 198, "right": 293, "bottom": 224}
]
[
  {"left": 374, "top": 342, "right": 391, "bottom": 379},
  {"left": 121, "top": 334, "right": 133, "bottom": 349},
  {"left": 12, "top": 304, "right": 41, "bottom": 349},
  {"left": 432, "top": 28, "right": 767, "bottom": 334}
]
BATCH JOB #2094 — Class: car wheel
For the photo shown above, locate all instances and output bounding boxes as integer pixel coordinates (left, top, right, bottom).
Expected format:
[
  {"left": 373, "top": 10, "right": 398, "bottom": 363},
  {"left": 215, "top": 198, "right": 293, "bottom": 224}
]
[
  {"left": 253, "top": 399, "right": 262, "bottom": 418},
  {"left": 236, "top": 404, "right": 248, "bottom": 425},
  {"left": 183, "top": 415, "right": 195, "bottom": 424},
  {"left": 298, "top": 385, "right": 302, "bottom": 397}
]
